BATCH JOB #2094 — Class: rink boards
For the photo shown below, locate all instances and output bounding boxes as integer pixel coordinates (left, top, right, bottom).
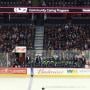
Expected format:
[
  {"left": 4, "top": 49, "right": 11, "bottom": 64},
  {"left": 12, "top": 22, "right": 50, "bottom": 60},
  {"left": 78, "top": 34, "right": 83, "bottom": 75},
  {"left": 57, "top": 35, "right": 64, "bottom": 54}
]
[{"left": 0, "top": 68, "right": 90, "bottom": 78}]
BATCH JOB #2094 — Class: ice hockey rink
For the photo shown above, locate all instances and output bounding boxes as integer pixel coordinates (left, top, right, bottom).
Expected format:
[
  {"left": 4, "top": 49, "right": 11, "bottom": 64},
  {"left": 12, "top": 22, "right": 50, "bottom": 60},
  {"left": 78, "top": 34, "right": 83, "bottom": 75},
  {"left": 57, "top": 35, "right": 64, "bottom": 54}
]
[{"left": 0, "top": 77, "right": 90, "bottom": 90}]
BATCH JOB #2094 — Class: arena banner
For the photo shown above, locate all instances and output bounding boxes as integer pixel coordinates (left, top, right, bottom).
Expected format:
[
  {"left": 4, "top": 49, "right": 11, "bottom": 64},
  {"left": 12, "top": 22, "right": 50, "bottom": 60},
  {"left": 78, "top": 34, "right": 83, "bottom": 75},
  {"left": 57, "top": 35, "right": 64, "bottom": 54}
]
[
  {"left": 0, "top": 7, "right": 90, "bottom": 13},
  {"left": 33, "top": 68, "right": 90, "bottom": 77},
  {"left": 0, "top": 68, "right": 27, "bottom": 74},
  {"left": 0, "top": 68, "right": 90, "bottom": 77}
]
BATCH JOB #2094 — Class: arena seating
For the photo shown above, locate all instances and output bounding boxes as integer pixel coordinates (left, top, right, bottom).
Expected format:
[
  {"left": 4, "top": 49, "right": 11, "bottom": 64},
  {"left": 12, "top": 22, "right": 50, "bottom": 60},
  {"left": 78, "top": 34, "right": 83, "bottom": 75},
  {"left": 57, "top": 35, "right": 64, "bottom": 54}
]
[
  {"left": 0, "top": 24, "right": 35, "bottom": 52},
  {"left": 31, "top": 51, "right": 86, "bottom": 68},
  {"left": 0, "top": 0, "right": 31, "bottom": 6},
  {"left": 0, "top": 14, "right": 89, "bottom": 68},
  {"left": 44, "top": 24, "right": 90, "bottom": 50},
  {"left": 0, "top": 0, "right": 90, "bottom": 7},
  {"left": 43, "top": 0, "right": 90, "bottom": 7}
]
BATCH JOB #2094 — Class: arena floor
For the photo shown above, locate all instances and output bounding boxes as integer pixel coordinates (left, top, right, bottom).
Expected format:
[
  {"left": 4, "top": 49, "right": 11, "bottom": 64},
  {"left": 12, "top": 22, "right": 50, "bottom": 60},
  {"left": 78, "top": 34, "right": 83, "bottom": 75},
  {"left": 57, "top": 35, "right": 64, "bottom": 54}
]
[{"left": 0, "top": 77, "right": 90, "bottom": 90}]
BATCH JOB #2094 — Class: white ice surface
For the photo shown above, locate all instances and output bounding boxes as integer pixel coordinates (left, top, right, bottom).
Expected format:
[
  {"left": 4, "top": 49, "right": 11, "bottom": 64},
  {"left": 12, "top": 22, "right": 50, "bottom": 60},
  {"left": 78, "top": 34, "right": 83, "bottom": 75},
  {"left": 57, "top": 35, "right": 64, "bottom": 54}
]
[
  {"left": 0, "top": 77, "right": 90, "bottom": 90},
  {"left": 0, "top": 77, "right": 30, "bottom": 90}
]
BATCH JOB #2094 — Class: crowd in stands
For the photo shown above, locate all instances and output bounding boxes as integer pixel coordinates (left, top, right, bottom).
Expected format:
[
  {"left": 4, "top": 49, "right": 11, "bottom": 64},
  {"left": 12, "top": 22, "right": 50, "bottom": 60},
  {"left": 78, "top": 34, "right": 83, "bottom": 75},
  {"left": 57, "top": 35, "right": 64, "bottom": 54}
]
[
  {"left": 42, "top": 15, "right": 90, "bottom": 68},
  {"left": 44, "top": 24, "right": 90, "bottom": 50},
  {"left": 0, "top": 24, "right": 35, "bottom": 52},
  {"left": 11, "top": 50, "right": 87, "bottom": 68},
  {"left": 0, "top": 0, "right": 90, "bottom": 7},
  {"left": 42, "top": 0, "right": 90, "bottom": 7},
  {"left": 0, "top": 0, "right": 31, "bottom": 6},
  {"left": 0, "top": 13, "right": 89, "bottom": 68},
  {"left": 0, "top": 24, "right": 89, "bottom": 68},
  {"left": 32, "top": 50, "right": 86, "bottom": 68}
]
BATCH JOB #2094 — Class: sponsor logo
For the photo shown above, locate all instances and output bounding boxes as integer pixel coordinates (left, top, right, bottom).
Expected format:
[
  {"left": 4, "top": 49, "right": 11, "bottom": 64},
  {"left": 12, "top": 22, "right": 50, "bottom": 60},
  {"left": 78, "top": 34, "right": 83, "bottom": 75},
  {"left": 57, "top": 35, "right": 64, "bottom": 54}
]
[
  {"left": 0, "top": 68, "right": 27, "bottom": 74},
  {"left": 14, "top": 8, "right": 27, "bottom": 13},
  {"left": 37, "top": 68, "right": 65, "bottom": 74},
  {"left": 78, "top": 69, "right": 90, "bottom": 74},
  {"left": 67, "top": 69, "right": 78, "bottom": 74}
]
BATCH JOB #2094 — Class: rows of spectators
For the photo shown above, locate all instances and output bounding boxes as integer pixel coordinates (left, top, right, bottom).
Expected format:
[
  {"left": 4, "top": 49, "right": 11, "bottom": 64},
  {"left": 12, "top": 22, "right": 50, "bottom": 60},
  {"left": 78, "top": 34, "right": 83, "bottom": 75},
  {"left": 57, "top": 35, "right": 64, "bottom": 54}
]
[
  {"left": 44, "top": 24, "right": 90, "bottom": 50},
  {"left": 0, "top": 0, "right": 90, "bottom": 7},
  {"left": 42, "top": 0, "right": 90, "bottom": 7},
  {"left": 0, "top": 24, "right": 35, "bottom": 52},
  {"left": 12, "top": 51, "right": 86, "bottom": 68},
  {"left": 0, "top": 0, "right": 31, "bottom": 6},
  {"left": 0, "top": 50, "right": 88, "bottom": 68},
  {"left": 0, "top": 13, "right": 90, "bottom": 68}
]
